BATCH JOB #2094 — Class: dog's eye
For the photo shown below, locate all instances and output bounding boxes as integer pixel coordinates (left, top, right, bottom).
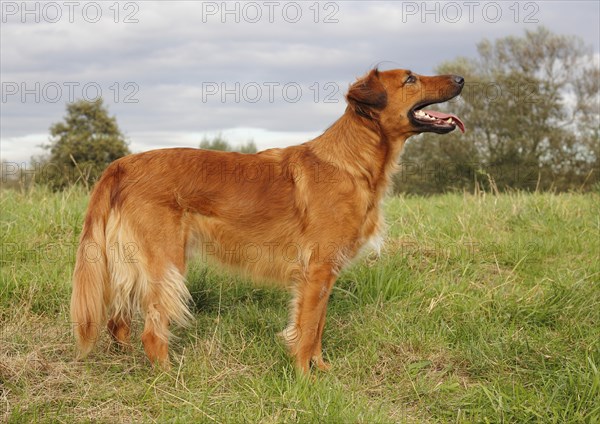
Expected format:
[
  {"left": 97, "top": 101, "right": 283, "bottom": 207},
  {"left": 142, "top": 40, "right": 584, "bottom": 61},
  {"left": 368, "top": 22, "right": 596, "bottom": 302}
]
[{"left": 405, "top": 75, "right": 417, "bottom": 84}]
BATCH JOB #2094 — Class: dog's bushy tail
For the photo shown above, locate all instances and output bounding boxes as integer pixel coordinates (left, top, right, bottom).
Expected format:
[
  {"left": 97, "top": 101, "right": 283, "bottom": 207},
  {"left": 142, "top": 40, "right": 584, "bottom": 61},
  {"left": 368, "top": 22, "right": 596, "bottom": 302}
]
[{"left": 70, "top": 171, "right": 114, "bottom": 359}]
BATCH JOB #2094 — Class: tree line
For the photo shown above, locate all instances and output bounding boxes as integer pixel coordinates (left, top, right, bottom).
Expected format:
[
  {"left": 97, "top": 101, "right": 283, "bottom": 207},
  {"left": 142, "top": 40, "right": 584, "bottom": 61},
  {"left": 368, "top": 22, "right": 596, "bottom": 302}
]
[
  {"left": 4, "top": 28, "right": 598, "bottom": 194},
  {"left": 4, "top": 100, "right": 257, "bottom": 190},
  {"left": 395, "top": 27, "right": 599, "bottom": 194}
]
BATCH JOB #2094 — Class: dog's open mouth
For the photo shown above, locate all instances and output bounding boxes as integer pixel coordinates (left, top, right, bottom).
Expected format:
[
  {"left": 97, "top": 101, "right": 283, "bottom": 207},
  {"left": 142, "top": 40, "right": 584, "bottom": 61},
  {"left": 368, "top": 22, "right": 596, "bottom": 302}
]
[{"left": 410, "top": 105, "right": 465, "bottom": 134}]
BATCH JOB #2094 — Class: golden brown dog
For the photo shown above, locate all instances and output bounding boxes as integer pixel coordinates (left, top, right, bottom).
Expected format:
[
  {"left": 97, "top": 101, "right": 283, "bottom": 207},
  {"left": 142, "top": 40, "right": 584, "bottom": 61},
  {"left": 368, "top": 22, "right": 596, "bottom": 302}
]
[{"left": 71, "top": 68, "right": 464, "bottom": 374}]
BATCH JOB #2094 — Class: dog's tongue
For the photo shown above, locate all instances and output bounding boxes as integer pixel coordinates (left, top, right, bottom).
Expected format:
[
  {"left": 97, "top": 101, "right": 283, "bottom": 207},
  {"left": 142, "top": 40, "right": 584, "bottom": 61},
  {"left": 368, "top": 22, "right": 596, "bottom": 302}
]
[{"left": 424, "top": 110, "right": 466, "bottom": 133}]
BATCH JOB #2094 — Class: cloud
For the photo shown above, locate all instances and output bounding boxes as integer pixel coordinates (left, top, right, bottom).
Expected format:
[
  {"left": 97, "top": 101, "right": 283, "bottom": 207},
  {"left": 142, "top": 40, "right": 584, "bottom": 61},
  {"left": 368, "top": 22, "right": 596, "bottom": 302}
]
[{"left": 1, "top": 1, "right": 598, "bottom": 162}]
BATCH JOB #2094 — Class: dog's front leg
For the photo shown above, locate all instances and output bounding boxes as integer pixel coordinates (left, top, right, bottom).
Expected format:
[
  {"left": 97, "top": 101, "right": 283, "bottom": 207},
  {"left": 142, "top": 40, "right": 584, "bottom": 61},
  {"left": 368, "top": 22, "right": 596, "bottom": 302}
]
[
  {"left": 311, "top": 302, "right": 331, "bottom": 371},
  {"left": 282, "top": 263, "right": 337, "bottom": 374}
]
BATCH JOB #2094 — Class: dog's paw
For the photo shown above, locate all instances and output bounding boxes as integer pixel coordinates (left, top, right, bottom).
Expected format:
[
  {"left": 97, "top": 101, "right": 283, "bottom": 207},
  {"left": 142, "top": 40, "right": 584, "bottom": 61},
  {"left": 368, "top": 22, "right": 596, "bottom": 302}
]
[{"left": 312, "top": 355, "right": 331, "bottom": 372}]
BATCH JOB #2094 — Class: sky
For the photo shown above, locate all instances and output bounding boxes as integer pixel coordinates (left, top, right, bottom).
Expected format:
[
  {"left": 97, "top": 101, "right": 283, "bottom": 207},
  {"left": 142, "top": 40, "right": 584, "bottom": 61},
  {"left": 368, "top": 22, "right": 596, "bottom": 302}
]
[{"left": 1, "top": 1, "right": 599, "bottom": 164}]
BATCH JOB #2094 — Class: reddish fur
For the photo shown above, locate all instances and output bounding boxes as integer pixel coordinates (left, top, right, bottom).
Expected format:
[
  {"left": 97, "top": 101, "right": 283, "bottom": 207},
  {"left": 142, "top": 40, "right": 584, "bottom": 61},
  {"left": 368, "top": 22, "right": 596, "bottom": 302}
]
[{"left": 71, "top": 68, "right": 463, "bottom": 373}]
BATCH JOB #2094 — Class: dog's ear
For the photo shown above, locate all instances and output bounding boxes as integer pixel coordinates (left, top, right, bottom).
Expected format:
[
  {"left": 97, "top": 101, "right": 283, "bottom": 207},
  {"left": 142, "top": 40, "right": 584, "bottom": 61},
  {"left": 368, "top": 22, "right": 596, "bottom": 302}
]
[{"left": 346, "top": 69, "right": 388, "bottom": 119}]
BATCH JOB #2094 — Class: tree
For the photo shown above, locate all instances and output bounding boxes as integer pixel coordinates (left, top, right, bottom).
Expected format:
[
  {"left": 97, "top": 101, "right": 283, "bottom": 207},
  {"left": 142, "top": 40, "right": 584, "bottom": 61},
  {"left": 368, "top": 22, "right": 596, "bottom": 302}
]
[
  {"left": 239, "top": 140, "right": 258, "bottom": 154},
  {"left": 39, "top": 98, "right": 130, "bottom": 189},
  {"left": 395, "top": 27, "right": 599, "bottom": 194},
  {"left": 199, "top": 134, "right": 231, "bottom": 151},
  {"left": 199, "top": 134, "right": 258, "bottom": 153}
]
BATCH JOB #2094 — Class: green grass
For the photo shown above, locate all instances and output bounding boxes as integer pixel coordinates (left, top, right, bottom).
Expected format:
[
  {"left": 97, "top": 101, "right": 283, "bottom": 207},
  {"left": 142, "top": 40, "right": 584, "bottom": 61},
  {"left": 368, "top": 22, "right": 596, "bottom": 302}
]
[{"left": 1, "top": 186, "right": 599, "bottom": 423}]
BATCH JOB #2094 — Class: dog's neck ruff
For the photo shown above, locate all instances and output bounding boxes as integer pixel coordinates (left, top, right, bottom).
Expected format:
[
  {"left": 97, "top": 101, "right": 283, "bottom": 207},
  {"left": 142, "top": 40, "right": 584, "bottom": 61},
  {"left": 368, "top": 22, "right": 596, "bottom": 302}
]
[{"left": 308, "top": 110, "right": 408, "bottom": 196}]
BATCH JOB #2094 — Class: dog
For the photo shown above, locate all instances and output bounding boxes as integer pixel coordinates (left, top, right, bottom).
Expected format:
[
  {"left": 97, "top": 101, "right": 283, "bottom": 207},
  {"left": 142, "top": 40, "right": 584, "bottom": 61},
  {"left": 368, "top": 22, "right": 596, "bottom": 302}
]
[{"left": 71, "top": 68, "right": 464, "bottom": 374}]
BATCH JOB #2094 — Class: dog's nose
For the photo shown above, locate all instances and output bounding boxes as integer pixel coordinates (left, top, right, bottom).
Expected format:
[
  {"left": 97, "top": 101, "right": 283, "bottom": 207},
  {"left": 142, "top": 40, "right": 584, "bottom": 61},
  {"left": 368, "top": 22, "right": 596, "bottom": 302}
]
[{"left": 452, "top": 75, "right": 465, "bottom": 87}]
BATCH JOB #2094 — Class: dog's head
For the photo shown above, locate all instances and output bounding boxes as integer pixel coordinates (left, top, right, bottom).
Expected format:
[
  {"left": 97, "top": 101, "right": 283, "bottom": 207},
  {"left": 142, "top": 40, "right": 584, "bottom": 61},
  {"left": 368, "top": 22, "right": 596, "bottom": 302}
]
[{"left": 346, "top": 68, "right": 465, "bottom": 137}]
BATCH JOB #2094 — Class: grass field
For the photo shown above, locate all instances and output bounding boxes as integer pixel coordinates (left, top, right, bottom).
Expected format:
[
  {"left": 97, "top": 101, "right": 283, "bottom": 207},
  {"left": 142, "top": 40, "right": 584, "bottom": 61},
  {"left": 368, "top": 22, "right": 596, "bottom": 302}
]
[{"left": 1, "top": 186, "right": 599, "bottom": 423}]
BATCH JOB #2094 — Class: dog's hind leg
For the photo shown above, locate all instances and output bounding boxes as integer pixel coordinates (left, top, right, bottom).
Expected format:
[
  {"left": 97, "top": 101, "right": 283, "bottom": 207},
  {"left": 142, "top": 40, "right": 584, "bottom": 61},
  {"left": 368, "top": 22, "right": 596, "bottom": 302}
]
[
  {"left": 140, "top": 247, "right": 193, "bottom": 368},
  {"left": 284, "top": 263, "right": 337, "bottom": 374},
  {"left": 140, "top": 264, "right": 193, "bottom": 368},
  {"left": 107, "top": 314, "right": 131, "bottom": 347},
  {"left": 111, "top": 210, "right": 191, "bottom": 368},
  {"left": 141, "top": 291, "right": 171, "bottom": 368}
]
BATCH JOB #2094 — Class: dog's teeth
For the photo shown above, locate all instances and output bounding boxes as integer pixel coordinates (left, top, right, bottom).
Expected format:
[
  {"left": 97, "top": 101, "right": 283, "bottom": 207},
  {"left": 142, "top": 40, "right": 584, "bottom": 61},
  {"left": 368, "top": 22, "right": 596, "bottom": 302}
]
[
  {"left": 416, "top": 110, "right": 439, "bottom": 121},
  {"left": 446, "top": 118, "right": 453, "bottom": 124}
]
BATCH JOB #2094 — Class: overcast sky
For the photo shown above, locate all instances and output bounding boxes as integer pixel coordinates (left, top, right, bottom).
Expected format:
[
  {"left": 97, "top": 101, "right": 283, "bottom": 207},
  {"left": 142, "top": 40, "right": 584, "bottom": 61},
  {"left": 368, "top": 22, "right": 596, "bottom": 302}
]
[{"left": 1, "top": 1, "right": 599, "bottom": 163}]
